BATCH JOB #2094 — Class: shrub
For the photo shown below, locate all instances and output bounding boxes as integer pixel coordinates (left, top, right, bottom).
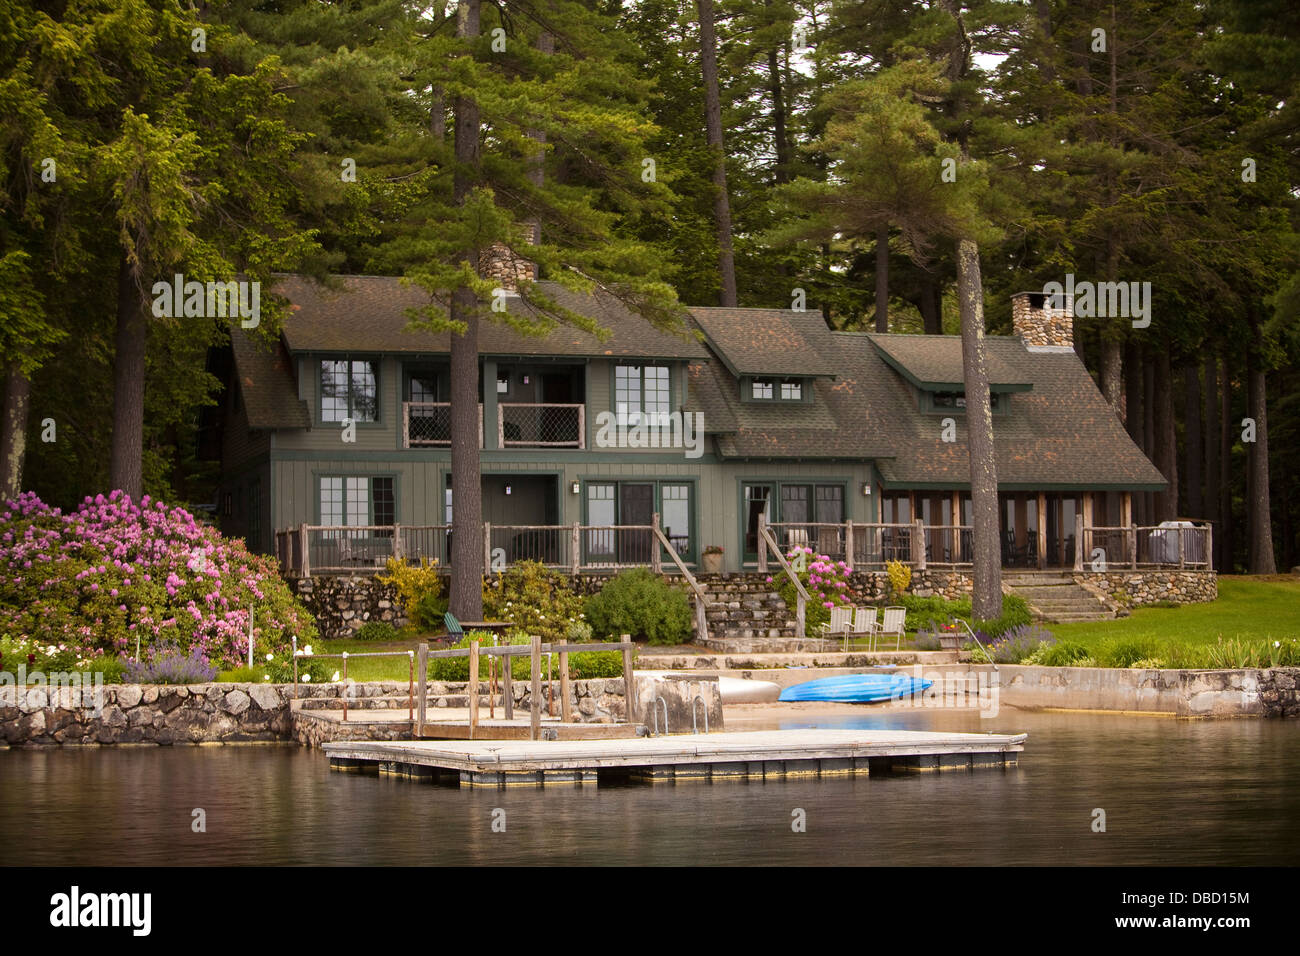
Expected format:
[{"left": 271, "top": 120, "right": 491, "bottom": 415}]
[
  {"left": 900, "top": 595, "right": 970, "bottom": 632},
  {"left": 566, "top": 619, "right": 594, "bottom": 643},
  {"left": 429, "top": 631, "right": 530, "bottom": 682},
  {"left": 583, "top": 568, "right": 692, "bottom": 645},
  {"left": 0, "top": 633, "right": 126, "bottom": 682},
  {"left": 356, "top": 620, "right": 398, "bottom": 642},
  {"left": 972, "top": 595, "right": 1033, "bottom": 638},
  {"left": 0, "top": 491, "right": 316, "bottom": 669},
  {"left": 482, "top": 561, "right": 585, "bottom": 644},
  {"left": 568, "top": 650, "right": 626, "bottom": 679},
  {"left": 913, "top": 627, "right": 943, "bottom": 651},
  {"left": 885, "top": 559, "right": 911, "bottom": 598},
  {"left": 123, "top": 643, "right": 218, "bottom": 684},
  {"left": 260, "top": 645, "right": 332, "bottom": 684},
  {"left": 379, "top": 557, "right": 444, "bottom": 631},
  {"left": 967, "top": 623, "right": 1051, "bottom": 664}
]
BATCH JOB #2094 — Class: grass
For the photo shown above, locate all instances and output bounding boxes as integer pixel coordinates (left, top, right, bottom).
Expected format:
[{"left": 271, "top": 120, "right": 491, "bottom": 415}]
[{"left": 1049, "top": 576, "right": 1300, "bottom": 654}]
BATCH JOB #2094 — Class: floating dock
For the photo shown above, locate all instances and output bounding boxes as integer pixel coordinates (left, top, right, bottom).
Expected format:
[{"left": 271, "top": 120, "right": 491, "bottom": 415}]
[{"left": 323, "top": 729, "right": 1027, "bottom": 787}]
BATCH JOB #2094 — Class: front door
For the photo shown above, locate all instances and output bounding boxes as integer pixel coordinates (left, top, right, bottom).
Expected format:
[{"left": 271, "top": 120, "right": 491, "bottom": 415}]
[
  {"left": 742, "top": 483, "right": 774, "bottom": 563},
  {"left": 619, "top": 483, "right": 654, "bottom": 563}
]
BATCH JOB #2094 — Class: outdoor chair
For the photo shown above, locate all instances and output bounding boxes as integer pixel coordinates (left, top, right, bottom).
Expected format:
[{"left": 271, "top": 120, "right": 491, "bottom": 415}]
[
  {"left": 877, "top": 606, "right": 906, "bottom": 650},
  {"left": 846, "top": 606, "right": 879, "bottom": 652},
  {"left": 817, "top": 605, "right": 852, "bottom": 650},
  {"left": 787, "top": 527, "right": 809, "bottom": 553},
  {"left": 817, "top": 527, "right": 842, "bottom": 559}
]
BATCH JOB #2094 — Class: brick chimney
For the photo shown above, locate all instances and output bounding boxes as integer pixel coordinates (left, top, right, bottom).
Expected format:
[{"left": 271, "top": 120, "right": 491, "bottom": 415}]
[
  {"left": 478, "top": 240, "right": 537, "bottom": 293},
  {"left": 1011, "top": 291, "right": 1073, "bottom": 351}
]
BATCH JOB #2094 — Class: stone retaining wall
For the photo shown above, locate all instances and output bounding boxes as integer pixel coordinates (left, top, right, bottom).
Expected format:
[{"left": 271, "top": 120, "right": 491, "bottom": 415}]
[
  {"left": 0, "top": 678, "right": 625, "bottom": 747},
  {"left": 290, "top": 576, "right": 407, "bottom": 639},
  {"left": 1074, "top": 570, "right": 1217, "bottom": 607}
]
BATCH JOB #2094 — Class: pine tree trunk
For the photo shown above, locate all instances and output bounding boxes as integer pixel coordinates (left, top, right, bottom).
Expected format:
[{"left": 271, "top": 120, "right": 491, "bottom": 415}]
[
  {"left": 920, "top": 274, "right": 942, "bottom": 334},
  {"left": 1, "top": 362, "right": 31, "bottom": 502},
  {"left": 1124, "top": 341, "right": 1144, "bottom": 521},
  {"left": 956, "top": 239, "right": 1001, "bottom": 620},
  {"left": 1247, "top": 318, "right": 1276, "bottom": 573},
  {"left": 1153, "top": 348, "right": 1178, "bottom": 521},
  {"left": 1183, "top": 364, "right": 1202, "bottom": 519},
  {"left": 1203, "top": 356, "right": 1220, "bottom": 568},
  {"left": 1143, "top": 353, "right": 1156, "bottom": 523},
  {"left": 449, "top": 0, "right": 484, "bottom": 620},
  {"left": 1219, "top": 353, "right": 1234, "bottom": 572},
  {"left": 1100, "top": 337, "right": 1123, "bottom": 418},
  {"left": 874, "top": 226, "right": 889, "bottom": 333},
  {"left": 697, "top": 0, "right": 737, "bottom": 306},
  {"left": 111, "top": 253, "right": 146, "bottom": 500},
  {"left": 767, "top": 40, "right": 791, "bottom": 184}
]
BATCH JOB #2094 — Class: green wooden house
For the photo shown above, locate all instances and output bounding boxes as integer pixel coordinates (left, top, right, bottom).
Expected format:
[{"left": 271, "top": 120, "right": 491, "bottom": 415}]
[{"left": 212, "top": 274, "right": 1175, "bottom": 575}]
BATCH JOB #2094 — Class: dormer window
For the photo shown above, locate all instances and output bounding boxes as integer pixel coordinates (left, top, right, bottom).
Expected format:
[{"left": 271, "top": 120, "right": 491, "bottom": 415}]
[
  {"left": 928, "top": 390, "right": 1002, "bottom": 412},
  {"left": 747, "top": 377, "right": 806, "bottom": 402}
]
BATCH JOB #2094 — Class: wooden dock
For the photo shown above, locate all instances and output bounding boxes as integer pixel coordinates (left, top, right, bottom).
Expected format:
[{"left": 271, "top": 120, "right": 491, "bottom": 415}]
[{"left": 323, "top": 729, "right": 1027, "bottom": 787}]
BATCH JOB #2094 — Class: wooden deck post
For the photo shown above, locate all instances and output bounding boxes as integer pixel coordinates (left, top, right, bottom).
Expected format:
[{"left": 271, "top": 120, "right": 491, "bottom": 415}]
[
  {"left": 1036, "top": 494, "right": 1047, "bottom": 569},
  {"left": 559, "top": 650, "right": 572, "bottom": 722},
  {"left": 502, "top": 644, "right": 513, "bottom": 719},
  {"left": 299, "top": 523, "right": 311, "bottom": 577},
  {"left": 651, "top": 512, "right": 663, "bottom": 574},
  {"left": 571, "top": 521, "right": 581, "bottom": 575},
  {"left": 621, "top": 636, "right": 634, "bottom": 725},
  {"left": 393, "top": 522, "right": 402, "bottom": 562},
  {"left": 417, "top": 642, "right": 428, "bottom": 737},
  {"left": 757, "top": 512, "right": 768, "bottom": 574},
  {"left": 483, "top": 522, "right": 492, "bottom": 575},
  {"left": 1122, "top": 492, "right": 1135, "bottom": 568},
  {"left": 468, "top": 638, "right": 479, "bottom": 740},
  {"left": 1205, "top": 524, "right": 1213, "bottom": 570},
  {"left": 844, "top": 519, "right": 854, "bottom": 566},
  {"left": 530, "top": 634, "right": 542, "bottom": 740},
  {"left": 1074, "top": 514, "right": 1085, "bottom": 571},
  {"left": 913, "top": 518, "right": 926, "bottom": 570}
]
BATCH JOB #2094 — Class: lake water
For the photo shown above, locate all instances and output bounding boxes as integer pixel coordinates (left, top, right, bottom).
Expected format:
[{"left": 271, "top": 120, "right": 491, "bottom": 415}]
[{"left": 2, "top": 707, "right": 1298, "bottom": 866}]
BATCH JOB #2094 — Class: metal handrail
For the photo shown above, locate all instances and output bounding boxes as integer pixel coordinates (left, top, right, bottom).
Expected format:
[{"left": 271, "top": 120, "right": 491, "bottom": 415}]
[
  {"left": 652, "top": 696, "right": 669, "bottom": 735},
  {"left": 691, "top": 694, "right": 709, "bottom": 735},
  {"left": 952, "top": 618, "right": 998, "bottom": 673}
]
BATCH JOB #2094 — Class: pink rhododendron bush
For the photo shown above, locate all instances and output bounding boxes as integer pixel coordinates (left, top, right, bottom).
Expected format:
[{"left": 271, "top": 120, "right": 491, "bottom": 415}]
[{"left": 0, "top": 491, "right": 317, "bottom": 669}]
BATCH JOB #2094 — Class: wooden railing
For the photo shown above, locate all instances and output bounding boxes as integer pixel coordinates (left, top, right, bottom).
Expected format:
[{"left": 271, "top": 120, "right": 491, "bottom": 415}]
[
  {"left": 498, "top": 403, "right": 585, "bottom": 448},
  {"left": 402, "top": 402, "right": 482, "bottom": 448},
  {"left": 652, "top": 519, "right": 711, "bottom": 643},
  {"left": 1077, "top": 520, "right": 1212, "bottom": 571},
  {"left": 757, "top": 514, "right": 808, "bottom": 639}
]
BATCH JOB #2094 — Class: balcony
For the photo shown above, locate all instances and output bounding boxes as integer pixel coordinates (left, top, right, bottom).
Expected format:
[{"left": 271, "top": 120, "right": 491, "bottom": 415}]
[{"left": 402, "top": 401, "right": 584, "bottom": 449}]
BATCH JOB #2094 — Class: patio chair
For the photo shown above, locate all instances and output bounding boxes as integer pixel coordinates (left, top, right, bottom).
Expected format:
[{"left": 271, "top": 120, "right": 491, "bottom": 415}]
[
  {"left": 846, "top": 606, "right": 879, "bottom": 652},
  {"left": 877, "top": 606, "right": 906, "bottom": 650},
  {"left": 817, "top": 605, "right": 852, "bottom": 650},
  {"left": 786, "top": 527, "right": 810, "bottom": 553}
]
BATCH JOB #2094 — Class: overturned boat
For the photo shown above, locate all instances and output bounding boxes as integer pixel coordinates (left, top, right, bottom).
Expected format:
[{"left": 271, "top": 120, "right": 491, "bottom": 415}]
[{"left": 778, "top": 673, "right": 933, "bottom": 704}]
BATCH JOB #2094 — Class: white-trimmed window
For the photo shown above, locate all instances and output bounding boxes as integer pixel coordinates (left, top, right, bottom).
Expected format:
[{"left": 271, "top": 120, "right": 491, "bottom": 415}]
[
  {"left": 319, "top": 476, "right": 394, "bottom": 527},
  {"left": 615, "top": 364, "right": 670, "bottom": 422},
  {"left": 320, "top": 358, "right": 378, "bottom": 422}
]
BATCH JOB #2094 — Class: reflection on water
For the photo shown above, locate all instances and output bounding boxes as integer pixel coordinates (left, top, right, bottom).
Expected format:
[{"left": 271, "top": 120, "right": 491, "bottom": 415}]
[{"left": 1, "top": 708, "right": 1298, "bottom": 866}]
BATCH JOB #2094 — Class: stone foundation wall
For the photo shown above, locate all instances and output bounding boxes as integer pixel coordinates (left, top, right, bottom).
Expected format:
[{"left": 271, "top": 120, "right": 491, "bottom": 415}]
[
  {"left": 291, "top": 576, "right": 407, "bottom": 639},
  {"left": 1074, "top": 570, "right": 1217, "bottom": 607}
]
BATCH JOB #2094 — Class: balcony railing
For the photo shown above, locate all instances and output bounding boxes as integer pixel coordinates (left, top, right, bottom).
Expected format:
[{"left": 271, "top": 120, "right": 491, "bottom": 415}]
[
  {"left": 498, "top": 403, "right": 585, "bottom": 448},
  {"left": 402, "top": 402, "right": 583, "bottom": 449},
  {"left": 403, "top": 402, "right": 482, "bottom": 448}
]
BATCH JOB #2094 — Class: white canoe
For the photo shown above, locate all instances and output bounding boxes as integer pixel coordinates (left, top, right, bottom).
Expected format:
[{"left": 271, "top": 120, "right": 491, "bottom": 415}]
[{"left": 638, "top": 671, "right": 781, "bottom": 704}]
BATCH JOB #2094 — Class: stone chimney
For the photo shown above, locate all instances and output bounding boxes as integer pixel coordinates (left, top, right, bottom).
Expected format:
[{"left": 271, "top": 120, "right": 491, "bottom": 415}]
[
  {"left": 478, "top": 240, "right": 537, "bottom": 293},
  {"left": 1011, "top": 291, "right": 1073, "bottom": 351}
]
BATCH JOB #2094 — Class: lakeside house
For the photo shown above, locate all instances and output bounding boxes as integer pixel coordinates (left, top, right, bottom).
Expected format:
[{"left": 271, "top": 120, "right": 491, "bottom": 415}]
[{"left": 207, "top": 267, "right": 1179, "bottom": 577}]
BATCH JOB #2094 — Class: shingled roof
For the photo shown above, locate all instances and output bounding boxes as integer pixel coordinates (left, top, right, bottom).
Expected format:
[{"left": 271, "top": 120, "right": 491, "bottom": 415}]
[
  {"left": 229, "top": 330, "right": 311, "bottom": 430},
  {"left": 689, "top": 306, "right": 831, "bottom": 378},
  {"left": 868, "top": 333, "right": 1033, "bottom": 390},
  {"left": 272, "top": 275, "right": 707, "bottom": 361}
]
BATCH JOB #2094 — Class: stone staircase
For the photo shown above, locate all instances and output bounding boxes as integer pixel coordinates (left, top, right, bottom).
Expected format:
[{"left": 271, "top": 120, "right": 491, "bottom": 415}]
[
  {"left": 1002, "top": 572, "right": 1118, "bottom": 623},
  {"left": 692, "top": 574, "right": 799, "bottom": 647}
]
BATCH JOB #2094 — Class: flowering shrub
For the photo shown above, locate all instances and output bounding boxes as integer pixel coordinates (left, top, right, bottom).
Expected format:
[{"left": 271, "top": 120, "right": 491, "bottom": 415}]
[
  {"left": 261, "top": 646, "right": 331, "bottom": 683},
  {"left": 482, "top": 561, "right": 584, "bottom": 644},
  {"left": 378, "top": 557, "right": 444, "bottom": 630},
  {"left": 968, "top": 623, "right": 1053, "bottom": 664},
  {"left": 775, "top": 547, "right": 854, "bottom": 632},
  {"left": 123, "top": 643, "right": 218, "bottom": 684},
  {"left": 0, "top": 491, "right": 317, "bottom": 670},
  {"left": 885, "top": 559, "right": 911, "bottom": 598}
]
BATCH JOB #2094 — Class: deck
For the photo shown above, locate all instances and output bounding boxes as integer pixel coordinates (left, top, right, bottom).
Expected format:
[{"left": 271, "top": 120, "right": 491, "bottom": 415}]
[{"left": 323, "top": 728, "right": 1028, "bottom": 787}]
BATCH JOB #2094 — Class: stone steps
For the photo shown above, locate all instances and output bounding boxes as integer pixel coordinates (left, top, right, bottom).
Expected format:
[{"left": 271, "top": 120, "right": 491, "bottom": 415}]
[{"left": 1003, "top": 575, "right": 1117, "bottom": 623}]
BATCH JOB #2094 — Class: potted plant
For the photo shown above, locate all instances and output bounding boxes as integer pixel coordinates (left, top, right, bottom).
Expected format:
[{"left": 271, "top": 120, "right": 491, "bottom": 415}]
[{"left": 700, "top": 545, "right": 725, "bottom": 573}]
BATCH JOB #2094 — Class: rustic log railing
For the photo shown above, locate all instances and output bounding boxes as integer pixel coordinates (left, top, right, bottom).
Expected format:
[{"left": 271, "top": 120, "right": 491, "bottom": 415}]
[
  {"left": 757, "top": 514, "right": 808, "bottom": 639},
  {"left": 414, "top": 636, "right": 637, "bottom": 740},
  {"left": 652, "top": 520, "right": 711, "bottom": 643},
  {"left": 1078, "top": 521, "right": 1212, "bottom": 571}
]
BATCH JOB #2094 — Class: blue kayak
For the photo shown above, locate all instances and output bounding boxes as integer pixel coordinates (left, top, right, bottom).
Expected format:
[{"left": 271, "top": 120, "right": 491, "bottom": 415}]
[{"left": 779, "top": 673, "right": 933, "bottom": 703}]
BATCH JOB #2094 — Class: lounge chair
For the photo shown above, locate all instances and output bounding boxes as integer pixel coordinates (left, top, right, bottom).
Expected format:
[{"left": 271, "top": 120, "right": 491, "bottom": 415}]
[
  {"left": 845, "top": 606, "right": 879, "bottom": 651},
  {"left": 817, "top": 605, "right": 852, "bottom": 650},
  {"left": 877, "top": 606, "right": 906, "bottom": 650}
]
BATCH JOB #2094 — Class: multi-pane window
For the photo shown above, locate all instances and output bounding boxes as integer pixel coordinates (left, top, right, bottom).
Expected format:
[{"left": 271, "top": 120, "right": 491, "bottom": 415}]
[
  {"left": 615, "top": 364, "right": 670, "bottom": 422},
  {"left": 319, "top": 476, "right": 393, "bottom": 526},
  {"left": 320, "top": 359, "right": 378, "bottom": 422},
  {"left": 780, "top": 380, "right": 802, "bottom": 400},
  {"left": 751, "top": 379, "right": 774, "bottom": 399},
  {"left": 933, "top": 390, "right": 1000, "bottom": 411},
  {"left": 661, "top": 484, "right": 691, "bottom": 556},
  {"left": 586, "top": 483, "right": 616, "bottom": 557},
  {"left": 751, "top": 378, "right": 804, "bottom": 401},
  {"left": 409, "top": 372, "right": 438, "bottom": 403}
]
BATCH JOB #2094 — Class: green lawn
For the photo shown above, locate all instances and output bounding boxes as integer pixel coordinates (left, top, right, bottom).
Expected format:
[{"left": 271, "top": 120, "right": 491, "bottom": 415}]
[{"left": 1050, "top": 576, "right": 1300, "bottom": 652}]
